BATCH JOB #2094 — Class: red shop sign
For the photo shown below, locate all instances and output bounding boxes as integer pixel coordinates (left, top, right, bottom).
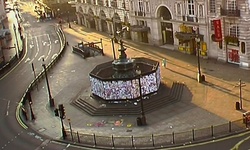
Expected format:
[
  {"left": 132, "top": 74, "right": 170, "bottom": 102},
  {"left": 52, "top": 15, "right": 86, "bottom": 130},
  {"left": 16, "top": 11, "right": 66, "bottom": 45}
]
[{"left": 213, "top": 20, "right": 222, "bottom": 42}]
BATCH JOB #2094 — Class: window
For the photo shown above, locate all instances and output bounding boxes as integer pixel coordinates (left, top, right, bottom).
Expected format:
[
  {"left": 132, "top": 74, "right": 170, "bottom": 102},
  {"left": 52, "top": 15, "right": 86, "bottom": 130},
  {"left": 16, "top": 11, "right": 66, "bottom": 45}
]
[
  {"left": 241, "top": 42, "right": 246, "bottom": 54},
  {"left": 209, "top": 0, "right": 216, "bottom": 13},
  {"left": 227, "top": 0, "right": 236, "bottom": 10},
  {"left": 199, "top": 4, "right": 203, "bottom": 17},
  {"left": 130, "top": 1, "right": 133, "bottom": 11},
  {"left": 138, "top": 0, "right": 144, "bottom": 12},
  {"left": 176, "top": 3, "right": 181, "bottom": 15},
  {"left": 145, "top": 1, "right": 150, "bottom": 12},
  {"left": 229, "top": 24, "right": 239, "bottom": 37},
  {"left": 188, "top": 0, "right": 195, "bottom": 15},
  {"left": 137, "top": 20, "right": 147, "bottom": 26},
  {"left": 210, "top": 21, "right": 214, "bottom": 30}
]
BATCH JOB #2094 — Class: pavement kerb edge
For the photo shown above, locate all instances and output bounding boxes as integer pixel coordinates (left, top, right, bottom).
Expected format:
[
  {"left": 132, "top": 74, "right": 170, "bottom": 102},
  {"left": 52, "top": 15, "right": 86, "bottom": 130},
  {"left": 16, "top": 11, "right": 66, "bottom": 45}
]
[{"left": 15, "top": 24, "right": 66, "bottom": 131}]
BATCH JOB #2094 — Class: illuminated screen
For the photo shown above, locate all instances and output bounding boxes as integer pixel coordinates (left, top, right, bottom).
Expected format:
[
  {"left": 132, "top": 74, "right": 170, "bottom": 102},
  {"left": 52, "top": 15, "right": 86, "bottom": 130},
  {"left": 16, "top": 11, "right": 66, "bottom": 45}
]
[
  {"left": 90, "top": 66, "right": 161, "bottom": 100},
  {"left": 156, "top": 67, "right": 161, "bottom": 88}
]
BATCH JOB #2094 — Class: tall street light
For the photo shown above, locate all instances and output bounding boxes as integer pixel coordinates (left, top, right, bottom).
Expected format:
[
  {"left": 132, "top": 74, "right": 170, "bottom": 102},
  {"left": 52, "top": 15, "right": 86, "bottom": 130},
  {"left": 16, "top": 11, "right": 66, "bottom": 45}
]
[
  {"left": 110, "top": 34, "right": 116, "bottom": 60},
  {"left": 67, "top": 11, "right": 71, "bottom": 28},
  {"left": 112, "top": 17, "right": 118, "bottom": 43},
  {"left": 27, "top": 91, "right": 35, "bottom": 120},
  {"left": 194, "top": 26, "right": 205, "bottom": 83},
  {"left": 42, "top": 62, "right": 55, "bottom": 107},
  {"left": 235, "top": 79, "right": 246, "bottom": 110},
  {"left": 13, "top": 24, "right": 20, "bottom": 59},
  {"left": 136, "top": 69, "right": 146, "bottom": 126}
]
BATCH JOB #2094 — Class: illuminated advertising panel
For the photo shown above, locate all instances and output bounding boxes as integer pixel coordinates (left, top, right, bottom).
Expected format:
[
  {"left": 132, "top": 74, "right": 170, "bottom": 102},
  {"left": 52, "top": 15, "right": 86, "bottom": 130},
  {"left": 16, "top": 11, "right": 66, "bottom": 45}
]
[{"left": 90, "top": 66, "right": 161, "bottom": 100}]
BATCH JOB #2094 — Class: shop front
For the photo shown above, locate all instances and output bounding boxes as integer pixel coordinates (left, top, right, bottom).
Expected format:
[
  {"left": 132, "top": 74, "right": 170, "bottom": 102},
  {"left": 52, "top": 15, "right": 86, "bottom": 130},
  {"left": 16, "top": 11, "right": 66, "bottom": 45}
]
[
  {"left": 175, "top": 24, "right": 207, "bottom": 56},
  {"left": 130, "top": 25, "right": 150, "bottom": 43},
  {"left": 225, "top": 36, "right": 240, "bottom": 64}
]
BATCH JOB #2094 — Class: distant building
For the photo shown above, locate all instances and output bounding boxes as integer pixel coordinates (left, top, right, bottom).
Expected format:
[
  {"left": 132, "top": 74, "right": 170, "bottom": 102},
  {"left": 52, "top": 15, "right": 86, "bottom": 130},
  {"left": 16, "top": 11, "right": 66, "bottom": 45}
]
[
  {"left": 0, "top": 0, "right": 10, "bottom": 63},
  {"left": 208, "top": 0, "right": 250, "bottom": 68},
  {"left": 72, "top": 0, "right": 130, "bottom": 38},
  {"left": 71, "top": 0, "right": 250, "bottom": 69},
  {"left": 36, "top": 0, "right": 76, "bottom": 19}
]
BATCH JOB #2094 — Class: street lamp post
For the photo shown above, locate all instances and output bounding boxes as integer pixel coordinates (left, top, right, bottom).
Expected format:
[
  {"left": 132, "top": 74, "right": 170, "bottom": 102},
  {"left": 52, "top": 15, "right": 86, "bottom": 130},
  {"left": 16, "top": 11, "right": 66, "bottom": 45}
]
[
  {"left": 67, "top": 11, "right": 71, "bottom": 28},
  {"left": 139, "top": 76, "right": 146, "bottom": 125},
  {"left": 29, "top": 101, "right": 35, "bottom": 120},
  {"left": 112, "top": 18, "right": 118, "bottom": 43},
  {"left": 194, "top": 27, "right": 205, "bottom": 83},
  {"left": 110, "top": 34, "right": 116, "bottom": 60},
  {"left": 13, "top": 24, "right": 20, "bottom": 59},
  {"left": 235, "top": 79, "right": 246, "bottom": 110},
  {"left": 68, "top": 119, "right": 74, "bottom": 141},
  {"left": 31, "top": 63, "right": 39, "bottom": 90},
  {"left": 136, "top": 69, "right": 146, "bottom": 126},
  {"left": 42, "top": 63, "right": 55, "bottom": 107},
  {"left": 27, "top": 91, "right": 35, "bottom": 120}
]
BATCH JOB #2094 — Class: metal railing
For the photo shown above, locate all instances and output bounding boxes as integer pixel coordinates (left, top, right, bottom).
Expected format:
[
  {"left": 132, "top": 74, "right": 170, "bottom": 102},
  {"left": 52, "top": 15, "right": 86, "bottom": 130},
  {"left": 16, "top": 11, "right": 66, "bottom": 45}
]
[
  {"left": 64, "top": 119, "right": 248, "bottom": 149},
  {"left": 220, "top": 7, "right": 240, "bottom": 17}
]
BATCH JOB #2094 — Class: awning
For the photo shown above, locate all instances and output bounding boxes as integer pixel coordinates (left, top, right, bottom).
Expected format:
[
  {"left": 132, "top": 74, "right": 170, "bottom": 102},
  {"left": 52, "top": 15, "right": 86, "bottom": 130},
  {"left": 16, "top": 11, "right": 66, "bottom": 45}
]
[
  {"left": 0, "top": 29, "right": 10, "bottom": 39},
  {"left": 130, "top": 25, "right": 150, "bottom": 32},
  {"left": 175, "top": 32, "right": 203, "bottom": 41}
]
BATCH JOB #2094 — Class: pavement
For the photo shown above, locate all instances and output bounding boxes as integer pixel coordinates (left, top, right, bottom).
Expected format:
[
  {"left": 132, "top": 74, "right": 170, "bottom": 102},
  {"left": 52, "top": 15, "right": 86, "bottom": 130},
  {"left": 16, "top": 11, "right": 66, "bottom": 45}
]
[{"left": 23, "top": 21, "right": 250, "bottom": 144}]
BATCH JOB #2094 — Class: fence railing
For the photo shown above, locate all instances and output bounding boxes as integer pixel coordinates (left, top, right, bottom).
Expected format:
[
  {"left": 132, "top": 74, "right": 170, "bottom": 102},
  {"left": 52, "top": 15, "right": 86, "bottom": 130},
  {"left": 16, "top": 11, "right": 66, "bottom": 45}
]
[{"left": 63, "top": 119, "right": 248, "bottom": 149}]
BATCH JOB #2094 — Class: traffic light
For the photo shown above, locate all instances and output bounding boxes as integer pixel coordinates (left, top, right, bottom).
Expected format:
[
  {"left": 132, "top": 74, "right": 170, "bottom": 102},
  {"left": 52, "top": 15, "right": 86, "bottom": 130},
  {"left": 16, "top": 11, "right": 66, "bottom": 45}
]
[
  {"left": 58, "top": 104, "right": 66, "bottom": 119},
  {"left": 54, "top": 108, "right": 59, "bottom": 117}
]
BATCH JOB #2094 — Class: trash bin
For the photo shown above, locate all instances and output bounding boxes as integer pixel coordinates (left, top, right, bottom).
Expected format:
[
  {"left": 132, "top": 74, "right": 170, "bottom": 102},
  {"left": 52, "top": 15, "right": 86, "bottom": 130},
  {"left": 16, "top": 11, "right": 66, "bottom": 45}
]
[
  {"left": 201, "top": 75, "right": 205, "bottom": 82},
  {"left": 137, "top": 117, "right": 142, "bottom": 126},
  {"left": 236, "top": 102, "right": 240, "bottom": 110}
]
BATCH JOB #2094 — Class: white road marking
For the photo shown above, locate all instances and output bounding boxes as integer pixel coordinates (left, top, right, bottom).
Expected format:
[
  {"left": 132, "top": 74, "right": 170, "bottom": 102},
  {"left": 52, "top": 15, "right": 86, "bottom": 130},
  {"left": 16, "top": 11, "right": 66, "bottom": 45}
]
[
  {"left": 25, "top": 57, "right": 30, "bottom": 63},
  {"left": 44, "top": 34, "right": 52, "bottom": 61},
  {"left": 38, "top": 55, "right": 45, "bottom": 61},
  {"left": 35, "top": 36, "right": 39, "bottom": 58},
  {"left": 6, "top": 101, "right": 10, "bottom": 116},
  {"left": 29, "top": 44, "right": 34, "bottom": 49}
]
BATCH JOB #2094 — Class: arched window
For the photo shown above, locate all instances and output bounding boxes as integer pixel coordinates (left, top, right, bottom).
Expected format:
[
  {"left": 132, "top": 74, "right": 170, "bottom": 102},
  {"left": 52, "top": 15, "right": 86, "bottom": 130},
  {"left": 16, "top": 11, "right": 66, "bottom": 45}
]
[
  {"left": 199, "top": 5, "right": 204, "bottom": 17},
  {"left": 241, "top": 42, "right": 246, "bottom": 54},
  {"left": 177, "top": 3, "right": 181, "bottom": 15}
]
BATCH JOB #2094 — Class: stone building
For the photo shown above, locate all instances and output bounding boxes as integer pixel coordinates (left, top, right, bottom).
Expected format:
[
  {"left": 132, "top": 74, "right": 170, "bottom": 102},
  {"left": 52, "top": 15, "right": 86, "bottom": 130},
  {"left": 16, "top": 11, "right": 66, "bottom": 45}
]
[
  {"left": 0, "top": 0, "right": 10, "bottom": 64},
  {"left": 73, "top": 0, "right": 130, "bottom": 39},
  {"left": 208, "top": 0, "right": 250, "bottom": 68},
  {"left": 71, "top": 0, "right": 250, "bottom": 69}
]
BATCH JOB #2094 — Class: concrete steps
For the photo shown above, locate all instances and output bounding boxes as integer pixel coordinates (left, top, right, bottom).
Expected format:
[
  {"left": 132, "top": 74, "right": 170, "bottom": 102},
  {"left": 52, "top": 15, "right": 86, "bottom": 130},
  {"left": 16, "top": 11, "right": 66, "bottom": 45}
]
[{"left": 71, "top": 82, "right": 185, "bottom": 116}]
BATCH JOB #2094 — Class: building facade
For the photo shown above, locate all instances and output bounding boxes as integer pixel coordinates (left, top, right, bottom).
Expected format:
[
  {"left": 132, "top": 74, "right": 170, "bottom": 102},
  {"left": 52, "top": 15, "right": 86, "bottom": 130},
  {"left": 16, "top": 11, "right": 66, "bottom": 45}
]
[
  {"left": 73, "top": 0, "right": 130, "bottom": 40},
  {"left": 208, "top": 0, "right": 250, "bottom": 68},
  {"left": 0, "top": 0, "right": 10, "bottom": 64},
  {"left": 71, "top": 0, "right": 250, "bottom": 69}
]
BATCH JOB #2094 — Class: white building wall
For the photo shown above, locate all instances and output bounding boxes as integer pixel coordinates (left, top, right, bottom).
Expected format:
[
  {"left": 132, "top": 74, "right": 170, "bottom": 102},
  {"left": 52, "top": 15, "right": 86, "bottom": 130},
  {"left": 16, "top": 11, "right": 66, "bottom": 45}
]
[{"left": 73, "top": 0, "right": 250, "bottom": 68}]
